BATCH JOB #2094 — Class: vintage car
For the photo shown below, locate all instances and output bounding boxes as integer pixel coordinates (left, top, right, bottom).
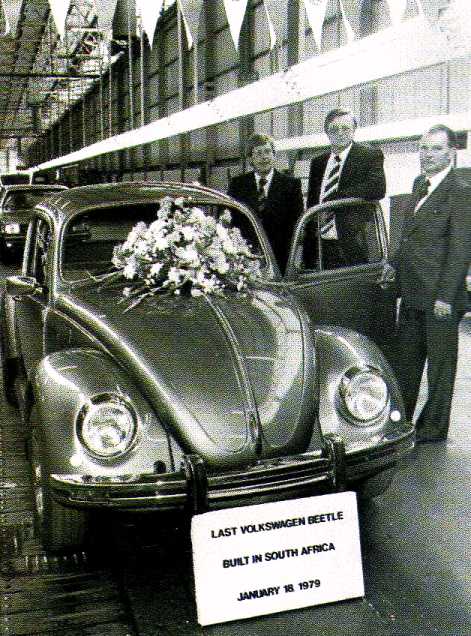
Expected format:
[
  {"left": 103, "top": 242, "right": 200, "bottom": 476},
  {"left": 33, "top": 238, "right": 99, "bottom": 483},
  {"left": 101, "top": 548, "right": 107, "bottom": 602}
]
[
  {"left": 0, "top": 182, "right": 414, "bottom": 552},
  {"left": 0, "top": 184, "right": 67, "bottom": 262}
]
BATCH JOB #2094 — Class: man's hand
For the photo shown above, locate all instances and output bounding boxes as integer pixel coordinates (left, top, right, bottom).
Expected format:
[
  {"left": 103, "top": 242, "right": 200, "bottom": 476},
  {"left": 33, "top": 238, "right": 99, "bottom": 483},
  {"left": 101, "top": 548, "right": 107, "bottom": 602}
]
[
  {"left": 379, "top": 263, "right": 396, "bottom": 290},
  {"left": 434, "top": 299, "right": 452, "bottom": 319}
]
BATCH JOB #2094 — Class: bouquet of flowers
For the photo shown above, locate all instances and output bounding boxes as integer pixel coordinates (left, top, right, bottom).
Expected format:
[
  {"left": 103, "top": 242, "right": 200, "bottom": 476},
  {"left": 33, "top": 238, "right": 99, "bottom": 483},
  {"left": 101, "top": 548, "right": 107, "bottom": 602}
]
[{"left": 110, "top": 196, "right": 262, "bottom": 310}]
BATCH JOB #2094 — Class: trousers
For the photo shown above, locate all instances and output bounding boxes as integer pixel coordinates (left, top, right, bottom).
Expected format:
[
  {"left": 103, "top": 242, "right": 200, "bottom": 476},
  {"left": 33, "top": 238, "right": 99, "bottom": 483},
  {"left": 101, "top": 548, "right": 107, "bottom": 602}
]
[{"left": 394, "top": 304, "right": 463, "bottom": 439}]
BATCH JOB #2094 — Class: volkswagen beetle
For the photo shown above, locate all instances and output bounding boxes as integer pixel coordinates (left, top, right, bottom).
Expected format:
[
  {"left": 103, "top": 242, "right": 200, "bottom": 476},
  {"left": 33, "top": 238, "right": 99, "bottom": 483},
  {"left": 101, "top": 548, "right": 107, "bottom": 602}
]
[{"left": 1, "top": 182, "right": 413, "bottom": 552}]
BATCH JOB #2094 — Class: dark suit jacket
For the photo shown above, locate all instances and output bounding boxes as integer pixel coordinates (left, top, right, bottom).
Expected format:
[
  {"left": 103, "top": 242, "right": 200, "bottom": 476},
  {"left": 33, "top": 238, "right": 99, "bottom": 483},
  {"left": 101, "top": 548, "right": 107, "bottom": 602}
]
[
  {"left": 228, "top": 169, "right": 304, "bottom": 273},
  {"left": 307, "top": 142, "right": 386, "bottom": 208},
  {"left": 392, "top": 169, "right": 471, "bottom": 312}
]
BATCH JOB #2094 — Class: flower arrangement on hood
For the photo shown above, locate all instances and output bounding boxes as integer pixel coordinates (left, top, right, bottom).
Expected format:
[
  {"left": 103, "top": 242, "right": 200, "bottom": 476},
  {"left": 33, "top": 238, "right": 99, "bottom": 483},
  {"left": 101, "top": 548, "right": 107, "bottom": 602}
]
[{"left": 110, "top": 196, "right": 262, "bottom": 309}]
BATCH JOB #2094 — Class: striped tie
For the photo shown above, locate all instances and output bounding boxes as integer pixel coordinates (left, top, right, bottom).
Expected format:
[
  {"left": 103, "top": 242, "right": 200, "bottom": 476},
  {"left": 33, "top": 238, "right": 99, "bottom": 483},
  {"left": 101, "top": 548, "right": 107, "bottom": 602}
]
[
  {"left": 320, "top": 155, "right": 341, "bottom": 238},
  {"left": 321, "top": 155, "right": 341, "bottom": 202}
]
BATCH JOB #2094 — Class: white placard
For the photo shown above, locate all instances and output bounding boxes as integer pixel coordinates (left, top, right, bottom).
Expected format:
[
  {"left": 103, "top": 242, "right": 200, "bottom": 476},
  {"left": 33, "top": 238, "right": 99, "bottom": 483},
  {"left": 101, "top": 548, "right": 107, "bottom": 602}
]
[{"left": 191, "top": 491, "right": 364, "bottom": 626}]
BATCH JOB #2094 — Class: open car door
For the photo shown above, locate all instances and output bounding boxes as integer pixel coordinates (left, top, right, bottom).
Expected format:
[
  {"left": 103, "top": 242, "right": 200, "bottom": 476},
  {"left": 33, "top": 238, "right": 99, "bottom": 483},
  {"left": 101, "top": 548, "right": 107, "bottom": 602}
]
[{"left": 285, "top": 198, "right": 396, "bottom": 360}]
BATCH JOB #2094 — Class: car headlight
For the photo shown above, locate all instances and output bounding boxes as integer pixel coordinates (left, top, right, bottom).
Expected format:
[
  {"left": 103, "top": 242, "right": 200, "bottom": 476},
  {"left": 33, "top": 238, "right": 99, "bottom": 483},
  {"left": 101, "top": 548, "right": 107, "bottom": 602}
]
[
  {"left": 4, "top": 223, "right": 20, "bottom": 234},
  {"left": 78, "top": 396, "right": 138, "bottom": 458},
  {"left": 339, "top": 367, "right": 389, "bottom": 424}
]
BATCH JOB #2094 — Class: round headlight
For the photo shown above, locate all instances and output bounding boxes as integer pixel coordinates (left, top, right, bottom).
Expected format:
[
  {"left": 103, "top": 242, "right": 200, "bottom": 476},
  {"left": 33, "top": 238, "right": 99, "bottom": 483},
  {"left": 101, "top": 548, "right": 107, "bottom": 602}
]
[
  {"left": 339, "top": 368, "right": 389, "bottom": 424},
  {"left": 78, "top": 397, "right": 137, "bottom": 458}
]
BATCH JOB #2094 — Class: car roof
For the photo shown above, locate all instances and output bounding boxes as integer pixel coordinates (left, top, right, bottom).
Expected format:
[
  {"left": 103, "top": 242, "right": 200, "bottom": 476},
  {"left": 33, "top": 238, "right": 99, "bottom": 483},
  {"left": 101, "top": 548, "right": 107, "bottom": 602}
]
[
  {"left": 2, "top": 184, "right": 68, "bottom": 191},
  {"left": 37, "top": 181, "right": 241, "bottom": 222}
]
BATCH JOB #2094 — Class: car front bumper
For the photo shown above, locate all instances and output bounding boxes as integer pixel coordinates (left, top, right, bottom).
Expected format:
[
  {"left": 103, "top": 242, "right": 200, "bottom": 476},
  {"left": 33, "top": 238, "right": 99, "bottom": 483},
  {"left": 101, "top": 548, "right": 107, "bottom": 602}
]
[{"left": 50, "top": 429, "right": 415, "bottom": 513}]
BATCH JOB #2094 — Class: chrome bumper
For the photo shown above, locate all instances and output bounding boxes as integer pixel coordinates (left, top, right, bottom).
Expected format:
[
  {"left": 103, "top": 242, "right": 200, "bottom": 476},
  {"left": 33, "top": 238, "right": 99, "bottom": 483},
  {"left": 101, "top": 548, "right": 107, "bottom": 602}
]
[{"left": 50, "top": 430, "right": 415, "bottom": 513}]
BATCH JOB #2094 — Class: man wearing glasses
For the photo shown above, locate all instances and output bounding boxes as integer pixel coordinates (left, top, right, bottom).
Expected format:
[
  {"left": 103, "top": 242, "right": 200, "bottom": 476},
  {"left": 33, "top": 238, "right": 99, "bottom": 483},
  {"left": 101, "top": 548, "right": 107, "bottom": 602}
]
[{"left": 307, "top": 108, "right": 386, "bottom": 208}]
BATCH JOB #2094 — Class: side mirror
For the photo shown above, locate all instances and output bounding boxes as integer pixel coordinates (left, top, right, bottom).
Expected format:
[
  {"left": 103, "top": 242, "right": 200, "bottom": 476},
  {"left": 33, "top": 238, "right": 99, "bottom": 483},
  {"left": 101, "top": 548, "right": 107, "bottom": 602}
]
[{"left": 6, "top": 275, "right": 41, "bottom": 297}]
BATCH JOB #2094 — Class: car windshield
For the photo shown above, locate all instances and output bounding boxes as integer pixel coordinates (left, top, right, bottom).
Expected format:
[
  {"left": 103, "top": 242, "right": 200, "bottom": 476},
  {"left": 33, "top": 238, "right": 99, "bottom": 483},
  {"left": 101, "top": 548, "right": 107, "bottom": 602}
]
[
  {"left": 61, "top": 201, "right": 268, "bottom": 282},
  {"left": 4, "top": 189, "right": 62, "bottom": 210}
]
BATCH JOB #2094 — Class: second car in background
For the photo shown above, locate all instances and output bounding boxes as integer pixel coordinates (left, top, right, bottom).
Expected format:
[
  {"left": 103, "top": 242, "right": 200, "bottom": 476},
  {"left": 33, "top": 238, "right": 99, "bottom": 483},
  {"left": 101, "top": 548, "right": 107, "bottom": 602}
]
[{"left": 0, "top": 184, "right": 67, "bottom": 263}]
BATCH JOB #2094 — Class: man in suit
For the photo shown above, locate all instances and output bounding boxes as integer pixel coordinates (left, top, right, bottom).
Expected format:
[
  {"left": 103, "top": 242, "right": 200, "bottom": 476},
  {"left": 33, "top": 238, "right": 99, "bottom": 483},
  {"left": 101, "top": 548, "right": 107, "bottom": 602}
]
[
  {"left": 307, "top": 109, "right": 386, "bottom": 268},
  {"left": 227, "top": 133, "right": 304, "bottom": 274},
  {"left": 307, "top": 108, "right": 386, "bottom": 207},
  {"left": 390, "top": 124, "right": 471, "bottom": 442}
]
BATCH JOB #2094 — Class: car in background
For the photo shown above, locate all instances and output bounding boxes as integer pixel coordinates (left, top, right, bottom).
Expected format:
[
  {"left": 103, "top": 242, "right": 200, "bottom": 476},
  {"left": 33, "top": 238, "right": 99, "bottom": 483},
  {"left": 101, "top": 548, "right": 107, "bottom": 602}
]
[
  {"left": 0, "top": 171, "right": 31, "bottom": 186},
  {"left": 0, "top": 184, "right": 67, "bottom": 262},
  {"left": 0, "top": 182, "right": 413, "bottom": 552}
]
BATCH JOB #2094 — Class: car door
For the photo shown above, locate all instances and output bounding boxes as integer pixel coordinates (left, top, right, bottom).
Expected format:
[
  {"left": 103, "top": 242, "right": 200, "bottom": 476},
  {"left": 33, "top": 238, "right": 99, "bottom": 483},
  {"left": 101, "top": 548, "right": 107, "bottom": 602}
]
[
  {"left": 9, "top": 215, "right": 53, "bottom": 378},
  {"left": 285, "top": 198, "right": 396, "bottom": 358}
]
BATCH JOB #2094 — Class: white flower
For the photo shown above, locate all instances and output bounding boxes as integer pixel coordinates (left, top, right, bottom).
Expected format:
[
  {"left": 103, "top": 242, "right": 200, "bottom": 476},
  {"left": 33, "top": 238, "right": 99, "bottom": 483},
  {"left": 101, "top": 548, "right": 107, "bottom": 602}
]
[
  {"left": 167, "top": 267, "right": 185, "bottom": 284},
  {"left": 150, "top": 262, "right": 163, "bottom": 277},
  {"left": 222, "top": 238, "right": 236, "bottom": 255},
  {"left": 135, "top": 240, "right": 149, "bottom": 257},
  {"left": 213, "top": 255, "right": 229, "bottom": 274},
  {"left": 114, "top": 196, "right": 261, "bottom": 305},
  {"left": 166, "top": 230, "right": 181, "bottom": 244},
  {"left": 175, "top": 246, "right": 200, "bottom": 266},
  {"left": 216, "top": 223, "right": 229, "bottom": 241},
  {"left": 220, "top": 209, "right": 232, "bottom": 224},
  {"left": 123, "top": 257, "right": 138, "bottom": 279},
  {"left": 149, "top": 219, "right": 166, "bottom": 234},
  {"left": 181, "top": 225, "right": 195, "bottom": 241},
  {"left": 154, "top": 235, "right": 169, "bottom": 251},
  {"left": 188, "top": 207, "right": 207, "bottom": 224}
]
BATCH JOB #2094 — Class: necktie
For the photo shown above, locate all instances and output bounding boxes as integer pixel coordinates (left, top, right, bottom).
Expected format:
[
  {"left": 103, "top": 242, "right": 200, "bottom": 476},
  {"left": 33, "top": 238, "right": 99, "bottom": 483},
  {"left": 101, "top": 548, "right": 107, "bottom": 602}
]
[
  {"left": 321, "top": 155, "right": 341, "bottom": 202},
  {"left": 258, "top": 177, "right": 267, "bottom": 213},
  {"left": 412, "top": 175, "right": 431, "bottom": 212},
  {"left": 320, "top": 155, "right": 341, "bottom": 238}
]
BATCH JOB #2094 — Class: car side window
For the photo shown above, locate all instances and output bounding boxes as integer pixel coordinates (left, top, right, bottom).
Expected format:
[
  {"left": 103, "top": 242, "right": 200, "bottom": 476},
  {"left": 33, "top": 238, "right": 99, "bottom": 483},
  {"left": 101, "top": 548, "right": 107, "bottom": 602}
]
[{"left": 301, "top": 201, "right": 383, "bottom": 271}]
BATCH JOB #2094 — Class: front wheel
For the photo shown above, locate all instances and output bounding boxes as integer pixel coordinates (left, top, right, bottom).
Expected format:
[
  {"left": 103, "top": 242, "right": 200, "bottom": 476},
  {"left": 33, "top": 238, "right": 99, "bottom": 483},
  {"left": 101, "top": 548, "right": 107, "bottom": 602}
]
[{"left": 29, "top": 408, "right": 89, "bottom": 553}]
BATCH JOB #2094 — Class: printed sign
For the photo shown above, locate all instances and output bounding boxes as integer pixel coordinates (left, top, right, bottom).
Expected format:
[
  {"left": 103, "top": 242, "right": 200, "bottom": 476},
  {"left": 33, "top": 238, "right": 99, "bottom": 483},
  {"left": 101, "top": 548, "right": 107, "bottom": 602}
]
[{"left": 191, "top": 491, "right": 364, "bottom": 626}]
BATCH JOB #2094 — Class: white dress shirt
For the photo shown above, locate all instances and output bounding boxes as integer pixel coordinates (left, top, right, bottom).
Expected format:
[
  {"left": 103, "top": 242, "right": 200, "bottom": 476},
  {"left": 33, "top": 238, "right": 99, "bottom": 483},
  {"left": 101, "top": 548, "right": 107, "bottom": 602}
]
[
  {"left": 415, "top": 165, "right": 452, "bottom": 212},
  {"left": 320, "top": 144, "right": 352, "bottom": 202},
  {"left": 255, "top": 169, "right": 274, "bottom": 197}
]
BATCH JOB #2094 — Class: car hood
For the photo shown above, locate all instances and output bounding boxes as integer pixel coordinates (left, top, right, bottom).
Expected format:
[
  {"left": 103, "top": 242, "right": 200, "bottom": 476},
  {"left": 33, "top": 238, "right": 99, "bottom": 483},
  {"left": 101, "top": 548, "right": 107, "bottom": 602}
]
[{"left": 58, "top": 285, "right": 319, "bottom": 467}]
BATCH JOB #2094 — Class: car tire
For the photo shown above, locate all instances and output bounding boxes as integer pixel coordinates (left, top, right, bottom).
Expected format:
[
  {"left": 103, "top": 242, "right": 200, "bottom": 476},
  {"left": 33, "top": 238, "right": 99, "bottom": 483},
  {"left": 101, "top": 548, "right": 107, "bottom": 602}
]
[{"left": 29, "top": 407, "right": 89, "bottom": 553}]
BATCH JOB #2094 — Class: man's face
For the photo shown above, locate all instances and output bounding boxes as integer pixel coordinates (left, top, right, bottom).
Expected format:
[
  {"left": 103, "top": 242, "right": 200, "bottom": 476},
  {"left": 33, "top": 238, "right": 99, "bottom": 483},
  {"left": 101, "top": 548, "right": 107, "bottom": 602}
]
[
  {"left": 326, "top": 114, "right": 356, "bottom": 151},
  {"left": 419, "top": 130, "right": 454, "bottom": 176},
  {"left": 249, "top": 142, "right": 275, "bottom": 176}
]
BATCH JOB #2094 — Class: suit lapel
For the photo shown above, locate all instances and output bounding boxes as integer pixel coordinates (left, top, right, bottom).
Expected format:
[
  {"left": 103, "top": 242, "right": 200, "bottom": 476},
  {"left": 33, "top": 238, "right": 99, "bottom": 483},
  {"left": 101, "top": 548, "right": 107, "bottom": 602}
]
[
  {"left": 338, "top": 142, "right": 359, "bottom": 190},
  {"left": 267, "top": 169, "right": 281, "bottom": 202},
  {"left": 246, "top": 172, "right": 258, "bottom": 209},
  {"left": 407, "top": 171, "right": 454, "bottom": 234}
]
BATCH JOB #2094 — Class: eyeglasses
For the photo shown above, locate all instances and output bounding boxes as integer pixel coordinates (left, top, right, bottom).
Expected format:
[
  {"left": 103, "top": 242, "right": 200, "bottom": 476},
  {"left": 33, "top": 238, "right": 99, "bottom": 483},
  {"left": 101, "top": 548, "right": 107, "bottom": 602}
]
[
  {"left": 328, "top": 124, "right": 355, "bottom": 133},
  {"left": 251, "top": 146, "right": 275, "bottom": 158}
]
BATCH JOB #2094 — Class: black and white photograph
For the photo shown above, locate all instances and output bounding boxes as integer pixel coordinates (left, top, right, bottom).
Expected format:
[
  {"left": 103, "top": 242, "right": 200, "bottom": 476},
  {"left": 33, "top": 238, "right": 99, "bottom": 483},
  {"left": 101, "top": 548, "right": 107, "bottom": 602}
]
[{"left": 0, "top": 1, "right": 469, "bottom": 635}]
